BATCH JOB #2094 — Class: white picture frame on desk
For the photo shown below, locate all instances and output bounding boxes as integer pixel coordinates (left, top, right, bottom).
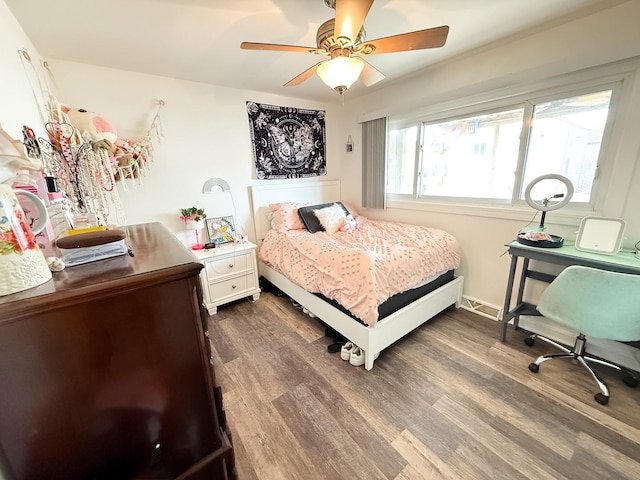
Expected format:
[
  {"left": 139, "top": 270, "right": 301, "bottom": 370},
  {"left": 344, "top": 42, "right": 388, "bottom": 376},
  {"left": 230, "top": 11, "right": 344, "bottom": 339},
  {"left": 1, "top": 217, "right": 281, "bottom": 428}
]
[{"left": 575, "top": 216, "right": 625, "bottom": 255}]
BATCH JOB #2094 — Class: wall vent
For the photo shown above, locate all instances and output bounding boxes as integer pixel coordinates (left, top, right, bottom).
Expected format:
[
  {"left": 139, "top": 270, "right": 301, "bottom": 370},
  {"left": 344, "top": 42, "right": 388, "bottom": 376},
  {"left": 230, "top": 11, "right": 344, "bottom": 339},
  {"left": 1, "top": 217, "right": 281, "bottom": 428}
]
[{"left": 460, "top": 295, "right": 503, "bottom": 321}]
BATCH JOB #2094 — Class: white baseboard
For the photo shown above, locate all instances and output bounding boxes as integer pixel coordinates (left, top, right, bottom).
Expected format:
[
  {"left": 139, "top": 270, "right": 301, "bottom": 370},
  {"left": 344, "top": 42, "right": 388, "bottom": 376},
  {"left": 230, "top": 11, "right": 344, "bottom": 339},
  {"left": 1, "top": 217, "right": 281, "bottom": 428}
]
[{"left": 463, "top": 295, "right": 640, "bottom": 372}]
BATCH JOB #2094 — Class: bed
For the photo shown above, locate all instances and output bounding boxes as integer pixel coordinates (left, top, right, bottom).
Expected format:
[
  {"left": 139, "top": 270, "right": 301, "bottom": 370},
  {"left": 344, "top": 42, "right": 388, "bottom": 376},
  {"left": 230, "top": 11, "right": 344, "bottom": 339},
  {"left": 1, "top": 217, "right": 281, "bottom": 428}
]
[{"left": 250, "top": 180, "right": 464, "bottom": 370}]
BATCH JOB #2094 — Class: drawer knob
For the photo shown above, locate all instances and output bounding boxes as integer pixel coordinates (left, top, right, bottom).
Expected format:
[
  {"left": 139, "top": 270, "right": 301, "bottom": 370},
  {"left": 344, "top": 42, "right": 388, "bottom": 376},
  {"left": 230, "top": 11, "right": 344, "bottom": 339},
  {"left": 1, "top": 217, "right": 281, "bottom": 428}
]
[
  {"left": 228, "top": 264, "right": 234, "bottom": 268},
  {"left": 231, "top": 284, "right": 237, "bottom": 289}
]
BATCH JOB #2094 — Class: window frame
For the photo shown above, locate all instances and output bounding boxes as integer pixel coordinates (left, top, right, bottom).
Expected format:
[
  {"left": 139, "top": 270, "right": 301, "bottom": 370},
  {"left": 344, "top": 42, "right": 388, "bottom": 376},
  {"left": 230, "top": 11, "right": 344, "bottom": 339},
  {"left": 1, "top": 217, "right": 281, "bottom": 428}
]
[{"left": 385, "top": 64, "right": 635, "bottom": 225}]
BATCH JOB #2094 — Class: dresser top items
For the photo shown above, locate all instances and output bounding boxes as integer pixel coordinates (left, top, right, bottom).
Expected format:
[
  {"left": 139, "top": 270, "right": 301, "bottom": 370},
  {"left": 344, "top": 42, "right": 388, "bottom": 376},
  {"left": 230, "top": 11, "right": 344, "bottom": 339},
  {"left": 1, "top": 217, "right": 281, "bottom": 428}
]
[{"left": 0, "top": 222, "right": 203, "bottom": 318}]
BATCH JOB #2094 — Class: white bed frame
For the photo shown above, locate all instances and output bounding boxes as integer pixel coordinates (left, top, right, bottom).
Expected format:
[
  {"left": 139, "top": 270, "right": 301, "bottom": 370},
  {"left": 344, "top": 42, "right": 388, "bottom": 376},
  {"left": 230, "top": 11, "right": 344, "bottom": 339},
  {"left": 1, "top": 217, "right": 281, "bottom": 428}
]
[{"left": 250, "top": 180, "right": 464, "bottom": 370}]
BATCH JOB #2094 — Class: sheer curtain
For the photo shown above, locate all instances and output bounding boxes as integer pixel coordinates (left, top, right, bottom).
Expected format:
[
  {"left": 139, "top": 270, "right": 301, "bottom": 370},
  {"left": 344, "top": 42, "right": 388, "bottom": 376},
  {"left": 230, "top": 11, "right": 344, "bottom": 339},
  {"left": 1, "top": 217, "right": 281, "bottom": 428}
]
[{"left": 362, "top": 117, "right": 387, "bottom": 209}]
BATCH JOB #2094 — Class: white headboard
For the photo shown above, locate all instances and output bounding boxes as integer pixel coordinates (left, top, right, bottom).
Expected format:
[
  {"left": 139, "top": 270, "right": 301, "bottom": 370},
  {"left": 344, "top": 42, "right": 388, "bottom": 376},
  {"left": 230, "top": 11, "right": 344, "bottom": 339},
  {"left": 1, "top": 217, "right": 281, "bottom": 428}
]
[{"left": 250, "top": 180, "right": 341, "bottom": 242}]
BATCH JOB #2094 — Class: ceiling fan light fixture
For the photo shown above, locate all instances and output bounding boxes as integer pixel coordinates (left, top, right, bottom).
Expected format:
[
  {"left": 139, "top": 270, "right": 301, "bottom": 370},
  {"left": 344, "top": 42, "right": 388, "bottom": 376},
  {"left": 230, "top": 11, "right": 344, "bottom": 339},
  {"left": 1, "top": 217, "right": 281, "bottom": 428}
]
[
  {"left": 241, "top": 0, "right": 449, "bottom": 93},
  {"left": 316, "top": 56, "right": 364, "bottom": 94}
]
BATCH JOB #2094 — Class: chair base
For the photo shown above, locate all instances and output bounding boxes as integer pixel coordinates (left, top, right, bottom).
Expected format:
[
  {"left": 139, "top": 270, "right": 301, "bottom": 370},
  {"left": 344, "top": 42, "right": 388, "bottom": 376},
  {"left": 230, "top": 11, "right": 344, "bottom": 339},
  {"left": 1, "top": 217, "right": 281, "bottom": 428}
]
[{"left": 525, "top": 333, "right": 639, "bottom": 406}]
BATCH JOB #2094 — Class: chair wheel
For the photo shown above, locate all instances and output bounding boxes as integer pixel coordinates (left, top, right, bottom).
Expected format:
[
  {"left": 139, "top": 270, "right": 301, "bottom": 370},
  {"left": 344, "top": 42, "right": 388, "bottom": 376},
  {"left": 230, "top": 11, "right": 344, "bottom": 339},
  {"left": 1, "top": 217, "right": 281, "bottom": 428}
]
[
  {"left": 623, "top": 375, "right": 639, "bottom": 388},
  {"left": 594, "top": 393, "right": 609, "bottom": 405},
  {"left": 528, "top": 363, "right": 539, "bottom": 373},
  {"left": 524, "top": 337, "right": 535, "bottom": 347}
]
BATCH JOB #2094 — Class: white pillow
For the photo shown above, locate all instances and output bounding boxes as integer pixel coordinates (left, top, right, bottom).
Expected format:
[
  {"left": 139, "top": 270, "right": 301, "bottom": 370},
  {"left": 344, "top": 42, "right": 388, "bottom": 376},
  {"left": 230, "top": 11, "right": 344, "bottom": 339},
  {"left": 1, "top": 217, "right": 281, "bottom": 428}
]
[{"left": 313, "top": 203, "right": 347, "bottom": 234}]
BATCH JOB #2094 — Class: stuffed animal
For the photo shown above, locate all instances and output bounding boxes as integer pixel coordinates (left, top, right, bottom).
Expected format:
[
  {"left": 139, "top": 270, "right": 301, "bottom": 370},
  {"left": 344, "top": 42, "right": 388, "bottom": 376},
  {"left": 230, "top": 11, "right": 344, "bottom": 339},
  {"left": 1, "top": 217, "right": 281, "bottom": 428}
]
[
  {"left": 61, "top": 105, "right": 117, "bottom": 145},
  {"left": 338, "top": 214, "right": 358, "bottom": 233},
  {"left": 111, "top": 138, "right": 143, "bottom": 181}
]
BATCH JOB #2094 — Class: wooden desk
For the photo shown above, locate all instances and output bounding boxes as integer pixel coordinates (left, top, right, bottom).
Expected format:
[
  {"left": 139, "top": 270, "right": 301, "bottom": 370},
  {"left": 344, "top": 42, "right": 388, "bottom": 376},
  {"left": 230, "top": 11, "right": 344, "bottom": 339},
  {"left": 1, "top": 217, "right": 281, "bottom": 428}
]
[{"left": 500, "top": 241, "right": 640, "bottom": 343}]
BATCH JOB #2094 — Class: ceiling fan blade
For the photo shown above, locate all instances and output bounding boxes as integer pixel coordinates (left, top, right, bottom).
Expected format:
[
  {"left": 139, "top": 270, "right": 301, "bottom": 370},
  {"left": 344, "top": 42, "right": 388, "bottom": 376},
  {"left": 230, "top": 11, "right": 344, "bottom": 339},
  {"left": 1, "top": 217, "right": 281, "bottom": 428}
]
[
  {"left": 359, "top": 58, "right": 385, "bottom": 87},
  {"left": 241, "top": 42, "right": 317, "bottom": 54},
  {"left": 334, "top": 0, "right": 374, "bottom": 45},
  {"left": 284, "top": 61, "right": 324, "bottom": 87},
  {"left": 363, "top": 25, "right": 449, "bottom": 55}
]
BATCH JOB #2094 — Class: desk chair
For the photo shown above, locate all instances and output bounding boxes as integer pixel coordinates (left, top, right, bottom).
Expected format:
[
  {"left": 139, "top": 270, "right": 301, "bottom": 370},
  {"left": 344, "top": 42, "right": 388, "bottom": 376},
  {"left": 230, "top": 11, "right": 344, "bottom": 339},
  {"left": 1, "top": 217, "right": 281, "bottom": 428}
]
[{"left": 525, "top": 265, "right": 640, "bottom": 405}]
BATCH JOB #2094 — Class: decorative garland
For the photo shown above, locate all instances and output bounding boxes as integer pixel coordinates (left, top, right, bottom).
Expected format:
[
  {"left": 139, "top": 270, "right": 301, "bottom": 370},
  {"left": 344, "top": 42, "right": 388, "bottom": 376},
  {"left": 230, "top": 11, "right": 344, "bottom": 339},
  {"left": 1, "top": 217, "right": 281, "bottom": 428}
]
[{"left": 17, "top": 48, "right": 163, "bottom": 227}]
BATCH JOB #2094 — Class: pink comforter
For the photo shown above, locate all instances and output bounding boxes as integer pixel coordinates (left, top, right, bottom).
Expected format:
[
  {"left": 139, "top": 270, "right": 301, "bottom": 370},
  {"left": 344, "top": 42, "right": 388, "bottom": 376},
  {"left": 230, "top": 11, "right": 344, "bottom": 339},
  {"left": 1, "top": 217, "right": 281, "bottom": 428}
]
[{"left": 258, "top": 218, "right": 460, "bottom": 326}]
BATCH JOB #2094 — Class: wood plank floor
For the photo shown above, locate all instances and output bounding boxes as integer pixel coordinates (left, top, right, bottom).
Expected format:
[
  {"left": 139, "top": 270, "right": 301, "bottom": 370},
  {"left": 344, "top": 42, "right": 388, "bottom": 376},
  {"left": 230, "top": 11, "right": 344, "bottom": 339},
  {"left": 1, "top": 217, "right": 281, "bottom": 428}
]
[{"left": 207, "top": 292, "right": 640, "bottom": 480}]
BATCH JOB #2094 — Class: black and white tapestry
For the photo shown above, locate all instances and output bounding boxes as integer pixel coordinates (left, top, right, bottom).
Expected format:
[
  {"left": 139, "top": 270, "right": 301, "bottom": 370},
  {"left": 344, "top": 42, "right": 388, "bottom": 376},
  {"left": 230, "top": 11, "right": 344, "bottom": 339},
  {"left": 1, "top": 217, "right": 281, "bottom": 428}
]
[{"left": 246, "top": 102, "right": 327, "bottom": 179}]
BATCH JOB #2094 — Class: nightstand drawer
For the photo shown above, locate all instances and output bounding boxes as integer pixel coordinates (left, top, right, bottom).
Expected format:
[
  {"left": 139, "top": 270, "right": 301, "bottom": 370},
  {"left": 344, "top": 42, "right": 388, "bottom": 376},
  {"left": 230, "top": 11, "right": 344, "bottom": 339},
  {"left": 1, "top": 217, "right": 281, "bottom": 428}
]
[
  {"left": 205, "top": 253, "right": 249, "bottom": 279},
  {"left": 209, "top": 275, "right": 248, "bottom": 300}
]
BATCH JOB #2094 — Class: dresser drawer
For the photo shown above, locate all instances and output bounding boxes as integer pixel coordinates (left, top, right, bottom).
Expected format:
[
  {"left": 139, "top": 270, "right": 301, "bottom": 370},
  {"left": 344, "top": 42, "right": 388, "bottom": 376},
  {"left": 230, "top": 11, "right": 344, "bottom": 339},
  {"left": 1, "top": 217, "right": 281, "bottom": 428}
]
[
  {"left": 205, "top": 253, "right": 249, "bottom": 280},
  {"left": 209, "top": 275, "right": 249, "bottom": 300}
]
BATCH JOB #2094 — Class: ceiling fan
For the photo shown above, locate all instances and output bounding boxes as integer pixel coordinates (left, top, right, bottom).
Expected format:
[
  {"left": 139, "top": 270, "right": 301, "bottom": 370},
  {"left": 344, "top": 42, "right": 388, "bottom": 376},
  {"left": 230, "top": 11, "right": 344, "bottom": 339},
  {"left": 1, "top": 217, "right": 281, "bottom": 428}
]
[{"left": 240, "top": 0, "right": 449, "bottom": 95}]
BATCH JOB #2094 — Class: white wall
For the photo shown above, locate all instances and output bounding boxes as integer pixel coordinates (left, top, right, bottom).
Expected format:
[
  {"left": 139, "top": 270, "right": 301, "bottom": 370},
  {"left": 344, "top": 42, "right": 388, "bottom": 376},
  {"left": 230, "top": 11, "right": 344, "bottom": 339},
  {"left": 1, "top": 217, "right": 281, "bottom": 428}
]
[
  {"left": 27, "top": 60, "right": 342, "bottom": 246},
  {"left": 1, "top": 0, "right": 342, "bottom": 247},
  {"left": 0, "top": 0, "right": 47, "bottom": 141},
  {"left": 342, "top": 0, "right": 640, "bottom": 309}
]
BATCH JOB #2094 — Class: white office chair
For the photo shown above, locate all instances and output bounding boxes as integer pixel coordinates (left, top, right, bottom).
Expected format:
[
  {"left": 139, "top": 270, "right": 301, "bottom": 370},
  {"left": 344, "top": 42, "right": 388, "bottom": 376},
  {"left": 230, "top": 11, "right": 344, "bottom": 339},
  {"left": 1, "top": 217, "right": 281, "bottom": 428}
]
[{"left": 525, "top": 265, "right": 640, "bottom": 405}]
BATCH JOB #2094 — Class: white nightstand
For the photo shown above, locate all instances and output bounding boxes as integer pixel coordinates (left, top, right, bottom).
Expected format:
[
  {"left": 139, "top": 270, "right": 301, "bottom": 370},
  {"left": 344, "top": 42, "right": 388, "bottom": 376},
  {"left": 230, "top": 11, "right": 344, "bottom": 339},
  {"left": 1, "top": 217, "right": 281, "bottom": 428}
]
[{"left": 192, "top": 241, "right": 261, "bottom": 315}]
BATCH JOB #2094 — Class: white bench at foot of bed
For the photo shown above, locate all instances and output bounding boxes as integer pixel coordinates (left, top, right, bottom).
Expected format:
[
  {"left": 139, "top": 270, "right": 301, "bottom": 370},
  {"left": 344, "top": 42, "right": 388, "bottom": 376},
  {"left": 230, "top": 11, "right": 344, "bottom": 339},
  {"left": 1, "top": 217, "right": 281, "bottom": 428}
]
[{"left": 259, "top": 262, "right": 464, "bottom": 370}]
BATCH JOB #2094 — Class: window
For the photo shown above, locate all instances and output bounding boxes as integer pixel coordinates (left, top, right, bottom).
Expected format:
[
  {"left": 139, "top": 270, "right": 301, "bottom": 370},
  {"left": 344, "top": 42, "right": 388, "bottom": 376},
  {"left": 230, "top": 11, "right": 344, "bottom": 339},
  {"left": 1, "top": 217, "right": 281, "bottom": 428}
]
[
  {"left": 387, "top": 124, "right": 418, "bottom": 195},
  {"left": 387, "top": 84, "right": 617, "bottom": 211},
  {"left": 521, "top": 91, "right": 611, "bottom": 204},
  {"left": 418, "top": 108, "right": 523, "bottom": 199}
]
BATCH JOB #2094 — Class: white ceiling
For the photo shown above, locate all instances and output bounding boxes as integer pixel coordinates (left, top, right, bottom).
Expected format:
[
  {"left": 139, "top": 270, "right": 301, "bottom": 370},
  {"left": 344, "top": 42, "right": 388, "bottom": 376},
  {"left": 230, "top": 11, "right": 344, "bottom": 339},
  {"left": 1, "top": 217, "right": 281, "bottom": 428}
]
[{"left": 5, "top": 0, "right": 624, "bottom": 103}]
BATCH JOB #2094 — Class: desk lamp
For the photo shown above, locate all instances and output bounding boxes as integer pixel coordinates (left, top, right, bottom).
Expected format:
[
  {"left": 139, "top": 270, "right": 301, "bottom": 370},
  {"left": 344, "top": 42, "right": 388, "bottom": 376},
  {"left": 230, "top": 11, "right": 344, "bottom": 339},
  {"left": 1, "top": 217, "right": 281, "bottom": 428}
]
[
  {"left": 186, "top": 221, "right": 205, "bottom": 250},
  {"left": 517, "top": 174, "right": 574, "bottom": 248},
  {"left": 180, "top": 207, "right": 206, "bottom": 250}
]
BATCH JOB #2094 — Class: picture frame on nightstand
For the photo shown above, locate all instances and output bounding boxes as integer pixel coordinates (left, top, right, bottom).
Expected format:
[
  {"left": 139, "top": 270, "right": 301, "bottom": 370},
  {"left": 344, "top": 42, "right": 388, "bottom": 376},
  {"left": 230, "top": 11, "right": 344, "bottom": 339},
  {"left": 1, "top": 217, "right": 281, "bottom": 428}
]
[{"left": 206, "top": 216, "right": 235, "bottom": 244}]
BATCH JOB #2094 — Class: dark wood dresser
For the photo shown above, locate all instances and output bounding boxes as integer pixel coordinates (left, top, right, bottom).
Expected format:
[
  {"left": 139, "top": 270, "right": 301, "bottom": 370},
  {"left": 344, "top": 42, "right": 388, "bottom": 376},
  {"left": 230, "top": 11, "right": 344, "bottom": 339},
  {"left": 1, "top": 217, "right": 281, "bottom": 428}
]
[{"left": 0, "top": 222, "right": 235, "bottom": 480}]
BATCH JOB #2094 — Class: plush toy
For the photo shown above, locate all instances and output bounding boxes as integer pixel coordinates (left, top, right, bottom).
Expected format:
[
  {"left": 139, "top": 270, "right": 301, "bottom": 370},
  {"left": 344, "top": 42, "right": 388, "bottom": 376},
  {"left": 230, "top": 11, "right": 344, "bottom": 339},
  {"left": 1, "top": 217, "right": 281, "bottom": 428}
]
[
  {"left": 338, "top": 214, "right": 358, "bottom": 233},
  {"left": 112, "top": 139, "right": 131, "bottom": 159},
  {"left": 61, "top": 105, "right": 117, "bottom": 145},
  {"left": 114, "top": 138, "right": 131, "bottom": 150},
  {"left": 111, "top": 138, "right": 146, "bottom": 181}
]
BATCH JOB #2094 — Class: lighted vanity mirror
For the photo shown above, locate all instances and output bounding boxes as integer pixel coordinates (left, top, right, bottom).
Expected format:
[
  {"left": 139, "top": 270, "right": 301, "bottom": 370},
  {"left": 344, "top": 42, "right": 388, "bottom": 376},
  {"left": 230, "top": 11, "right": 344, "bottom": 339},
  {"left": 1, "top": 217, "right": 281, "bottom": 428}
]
[{"left": 575, "top": 216, "right": 626, "bottom": 255}]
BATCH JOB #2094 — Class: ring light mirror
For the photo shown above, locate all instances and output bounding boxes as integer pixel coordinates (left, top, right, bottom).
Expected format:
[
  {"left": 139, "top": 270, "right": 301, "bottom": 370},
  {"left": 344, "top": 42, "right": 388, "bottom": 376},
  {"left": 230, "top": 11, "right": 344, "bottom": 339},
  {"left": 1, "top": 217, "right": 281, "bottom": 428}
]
[
  {"left": 518, "top": 174, "right": 574, "bottom": 248},
  {"left": 524, "top": 174, "right": 574, "bottom": 211}
]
